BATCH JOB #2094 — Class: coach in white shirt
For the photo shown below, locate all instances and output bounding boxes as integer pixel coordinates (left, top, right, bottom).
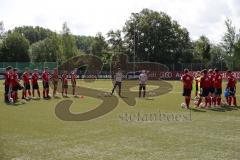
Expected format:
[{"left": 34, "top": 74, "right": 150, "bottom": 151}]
[
  {"left": 139, "top": 70, "right": 148, "bottom": 98},
  {"left": 111, "top": 68, "right": 123, "bottom": 97}
]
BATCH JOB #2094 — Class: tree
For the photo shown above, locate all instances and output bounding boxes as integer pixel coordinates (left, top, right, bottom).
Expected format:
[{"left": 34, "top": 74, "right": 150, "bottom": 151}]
[
  {"left": 107, "top": 29, "right": 123, "bottom": 52},
  {"left": 75, "top": 35, "right": 95, "bottom": 54},
  {"left": 1, "top": 32, "right": 30, "bottom": 62},
  {"left": 0, "top": 21, "right": 4, "bottom": 39},
  {"left": 61, "top": 22, "right": 78, "bottom": 59},
  {"left": 13, "top": 26, "right": 53, "bottom": 44},
  {"left": 30, "top": 33, "right": 63, "bottom": 62},
  {"left": 221, "top": 18, "right": 240, "bottom": 70},
  {"left": 232, "top": 39, "right": 240, "bottom": 69},
  {"left": 92, "top": 32, "right": 108, "bottom": 56},
  {"left": 221, "top": 18, "right": 239, "bottom": 56},
  {"left": 123, "top": 9, "right": 192, "bottom": 63},
  {"left": 208, "top": 45, "right": 227, "bottom": 70},
  {"left": 193, "top": 35, "right": 211, "bottom": 62}
]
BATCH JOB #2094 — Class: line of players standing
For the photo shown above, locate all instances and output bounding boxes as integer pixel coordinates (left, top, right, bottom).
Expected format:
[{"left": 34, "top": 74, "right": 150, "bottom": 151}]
[
  {"left": 181, "top": 68, "right": 237, "bottom": 109},
  {"left": 4, "top": 66, "right": 77, "bottom": 104}
]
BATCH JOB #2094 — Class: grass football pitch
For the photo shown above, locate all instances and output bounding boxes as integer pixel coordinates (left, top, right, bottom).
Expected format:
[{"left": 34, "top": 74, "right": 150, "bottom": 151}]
[{"left": 0, "top": 80, "right": 240, "bottom": 160}]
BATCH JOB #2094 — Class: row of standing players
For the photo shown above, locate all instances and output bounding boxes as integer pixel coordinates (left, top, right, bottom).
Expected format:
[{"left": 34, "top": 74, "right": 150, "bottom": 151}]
[
  {"left": 4, "top": 67, "right": 148, "bottom": 103},
  {"left": 4, "top": 66, "right": 77, "bottom": 104},
  {"left": 181, "top": 68, "right": 237, "bottom": 109}
]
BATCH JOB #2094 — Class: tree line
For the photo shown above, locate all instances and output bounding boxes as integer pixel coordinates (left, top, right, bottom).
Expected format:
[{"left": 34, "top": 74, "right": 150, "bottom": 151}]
[{"left": 0, "top": 9, "right": 240, "bottom": 70}]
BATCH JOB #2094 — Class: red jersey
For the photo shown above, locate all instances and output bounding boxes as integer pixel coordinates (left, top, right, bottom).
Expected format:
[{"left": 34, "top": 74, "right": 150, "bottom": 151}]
[
  {"left": 71, "top": 72, "right": 77, "bottom": 84},
  {"left": 11, "top": 72, "right": 19, "bottom": 87},
  {"left": 4, "top": 71, "right": 12, "bottom": 86},
  {"left": 227, "top": 75, "right": 236, "bottom": 88},
  {"left": 200, "top": 75, "right": 211, "bottom": 88},
  {"left": 32, "top": 73, "right": 39, "bottom": 84},
  {"left": 182, "top": 74, "right": 193, "bottom": 89},
  {"left": 214, "top": 73, "right": 222, "bottom": 89},
  {"left": 62, "top": 74, "right": 68, "bottom": 85},
  {"left": 208, "top": 74, "right": 214, "bottom": 87},
  {"left": 22, "top": 72, "right": 30, "bottom": 84},
  {"left": 42, "top": 71, "right": 49, "bottom": 82}
]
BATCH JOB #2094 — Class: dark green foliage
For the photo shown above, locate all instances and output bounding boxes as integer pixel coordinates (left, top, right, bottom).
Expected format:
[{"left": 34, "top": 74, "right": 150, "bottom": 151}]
[
  {"left": 123, "top": 9, "right": 192, "bottom": 63},
  {"left": 1, "top": 32, "right": 30, "bottom": 62},
  {"left": 13, "top": 26, "right": 53, "bottom": 44}
]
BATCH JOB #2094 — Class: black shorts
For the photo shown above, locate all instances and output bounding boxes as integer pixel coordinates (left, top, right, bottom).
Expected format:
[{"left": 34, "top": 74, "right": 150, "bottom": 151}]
[
  {"left": 62, "top": 84, "right": 68, "bottom": 89},
  {"left": 200, "top": 88, "right": 210, "bottom": 97},
  {"left": 12, "top": 83, "right": 23, "bottom": 91},
  {"left": 12, "top": 85, "right": 18, "bottom": 92},
  {"left": 5, "top": 85, "right": 9, "bottom": 94},
  {"left": 32, "top": 83, "right": 39, "bottom": 90},
  {"left": 43, "top": 82, "right": 49, "bottom": 89},
  {"left": 209, "top": 87, "right": 215, "bottom": 94},
  {"left": 214, "top": 88, "right": 222, "bottom": 96},
  {"left": 196, "top": 84, "right": 199, "bottom": 91},
  {"left": 183, "top": 88, "right": 191, "bottom": 97},
  {"left": 139, "top": 84, "right": 146, "bottom": 91},
  {"left": 229, "top": 87, "right": 236, "bottom": 96},
  {"left": 24, "top": 83, "right": 31, "bottom": 90}
]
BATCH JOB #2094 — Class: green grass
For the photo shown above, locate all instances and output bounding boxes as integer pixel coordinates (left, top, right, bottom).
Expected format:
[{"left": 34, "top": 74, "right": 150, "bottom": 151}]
[{"left": 1, "top": 80, "right": 240, "bottom": 160}]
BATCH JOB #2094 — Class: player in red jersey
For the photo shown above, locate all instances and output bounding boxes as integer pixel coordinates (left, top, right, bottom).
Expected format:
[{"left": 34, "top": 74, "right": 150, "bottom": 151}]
[
  {"left": 213, "top": 69, "right": 222, "bottom": 107},
  {"left": 42, "top": 67, "right": 50, "bottom": 99},
  {"left": 3, "top": 66, "right": 13, "bottom": 103},
  {"left": 52, "top": 68, "right": 59, "bottom": 98},
  {"left": 61, "top": 70, "right": 68, "bottom": 97},
  {"left": 71, "top": 68, "right": 77, "bottom": 96},
  {"left": 208, "top": 69, "right": 215, "bottom": 106},
  {"left": 196, "top": 69, "right": 211, "bottom": 108},
  {"left": 226, "top": 70, "right": 237, "bottom": 106},
  {"left": 22, "top": 68, "right": 31, "bottom": 99},
  {"left": 11, "top": 68, "right": 23, "bottom": 102},
  {"left": 32, "top": 69, "right": 40, "bottom": 98},
  {"left": 181, "top": 69, "right": 193, "bottom": 109}
]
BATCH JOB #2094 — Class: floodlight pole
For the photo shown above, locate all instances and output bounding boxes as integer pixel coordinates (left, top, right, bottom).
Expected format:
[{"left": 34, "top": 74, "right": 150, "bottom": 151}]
[{"left": 133, "top": 12, "right": 139, "bottom": 77}]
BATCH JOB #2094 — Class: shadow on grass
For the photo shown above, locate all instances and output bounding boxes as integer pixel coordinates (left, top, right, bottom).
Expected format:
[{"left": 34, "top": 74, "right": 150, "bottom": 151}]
[
  {"left": 12, "top": 103, "right": 24, "bottom": 106},
  {"left": 144, "top": 98, "right": 154, "bottom": 100},
  {"left": 32, "top": 98, "right": 41, "bottom": 101},
  {"left": 190, "top": 108, "right": 206, "bottom": 112},
  {"left": 208, "top": 106, "right": 238, "bottom": 112},
  {"left": 53, "top": 96, "right": 62, "bottom": 99},
  {"left": 235, "top": 106, "right": 240, "bottom": 109}
]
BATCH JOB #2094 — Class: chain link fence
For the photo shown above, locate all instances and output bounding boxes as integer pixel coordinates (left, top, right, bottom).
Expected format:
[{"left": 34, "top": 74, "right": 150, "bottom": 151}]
[
  {"left": 0, "top": 62, "right": 58, "bottom": 73},
  {"left": 0, "top": 62, "right": 236, "bottom": 73}
]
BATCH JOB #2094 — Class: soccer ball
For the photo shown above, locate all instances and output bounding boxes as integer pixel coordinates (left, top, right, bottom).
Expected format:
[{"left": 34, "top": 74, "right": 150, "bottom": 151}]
[
  {"left": 199, "top": 102, "right": 205, "bottom": 108},
  {"left": 194, "top": 100, "right": 198, "bottom": 105},
  {"left": 25, "top": 96, "right": 31, "bottom": 101},
  {"left": 104, "top": 92, "right": 111, "bottom": 97},
  {"left": 9, "top": 98, "right": 14, "bottom": 104},
  {"left": 181, "top": 103, "right": 186, "bottom": 108},
  {"left": 21, "top": 100, "right": 27, "bottom": 104}
]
